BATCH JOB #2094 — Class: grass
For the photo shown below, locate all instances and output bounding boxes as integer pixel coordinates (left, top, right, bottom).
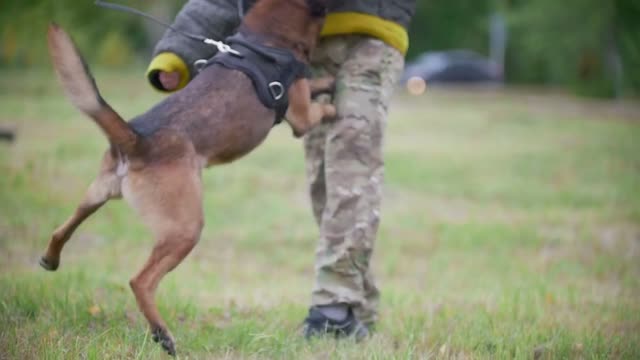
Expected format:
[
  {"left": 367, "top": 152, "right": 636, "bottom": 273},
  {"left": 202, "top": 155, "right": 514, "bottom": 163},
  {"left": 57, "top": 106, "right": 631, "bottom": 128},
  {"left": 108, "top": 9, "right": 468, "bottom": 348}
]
[{"left": 1, "top": 68, "right": 639, "bottom": 359}]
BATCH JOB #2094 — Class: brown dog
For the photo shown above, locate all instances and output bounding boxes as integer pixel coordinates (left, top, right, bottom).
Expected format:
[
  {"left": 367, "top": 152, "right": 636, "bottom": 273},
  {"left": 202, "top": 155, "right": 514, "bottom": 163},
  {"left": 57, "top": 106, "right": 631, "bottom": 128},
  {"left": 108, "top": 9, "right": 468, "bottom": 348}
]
[{"left": 41, "top": 0, "right": 334, "bottom": 355}]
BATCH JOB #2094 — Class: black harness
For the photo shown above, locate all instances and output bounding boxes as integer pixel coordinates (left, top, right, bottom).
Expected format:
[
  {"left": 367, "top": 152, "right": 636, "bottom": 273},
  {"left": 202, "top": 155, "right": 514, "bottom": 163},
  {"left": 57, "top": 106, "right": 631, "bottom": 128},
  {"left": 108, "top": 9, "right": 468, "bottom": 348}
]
[{"left": 205, "top": 33, "right": 310, "bottom": 124}]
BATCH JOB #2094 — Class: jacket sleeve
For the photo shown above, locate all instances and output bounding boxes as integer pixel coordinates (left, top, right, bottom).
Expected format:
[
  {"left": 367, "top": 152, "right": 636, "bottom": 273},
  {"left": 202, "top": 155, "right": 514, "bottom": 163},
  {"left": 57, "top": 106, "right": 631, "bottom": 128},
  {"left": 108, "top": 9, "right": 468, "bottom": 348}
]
[{"left": 147, "top": 0, "right": 241, "bottom": 91}]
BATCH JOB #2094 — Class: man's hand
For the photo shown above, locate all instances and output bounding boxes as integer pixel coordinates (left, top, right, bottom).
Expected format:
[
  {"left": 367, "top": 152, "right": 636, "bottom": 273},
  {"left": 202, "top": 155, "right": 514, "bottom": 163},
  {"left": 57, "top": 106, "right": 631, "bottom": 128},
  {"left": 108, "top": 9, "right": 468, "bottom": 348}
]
[
  {"left": 146, "top": 53, "right": 189, "bottom": 92},
  {"left": 158, "top": 71, "right": 182, "bottom": 91}
]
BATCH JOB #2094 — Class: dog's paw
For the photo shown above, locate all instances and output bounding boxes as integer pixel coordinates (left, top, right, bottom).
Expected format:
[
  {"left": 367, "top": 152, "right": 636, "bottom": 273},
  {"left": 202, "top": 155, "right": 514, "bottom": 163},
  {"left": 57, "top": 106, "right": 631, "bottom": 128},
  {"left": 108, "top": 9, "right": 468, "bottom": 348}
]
[
  {"left": 292, "top": 128, "right": 306, "bottom": 139},
  {"left": 152, "top": 327, "right": 176, "bottom": 356},
  {"left": 322, "top": 104, "right": 337, "bottom": 119},
  {"left": 310, "top": 76, "right": 336, "bottom": 99},
  {"left": 317, "top": 104, "right": 337, "bottom": 125},
  {"left": 39, "top": 256, "right": 59, "bottom": 271}
]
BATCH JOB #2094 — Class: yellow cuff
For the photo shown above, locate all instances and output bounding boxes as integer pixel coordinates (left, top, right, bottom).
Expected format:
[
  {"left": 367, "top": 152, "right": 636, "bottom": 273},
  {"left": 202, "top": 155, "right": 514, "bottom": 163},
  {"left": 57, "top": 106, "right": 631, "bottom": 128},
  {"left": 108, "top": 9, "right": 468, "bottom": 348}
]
[
  {"left": 321, "top": 12, "right": 409, "bottom": 55},
  {"left": 146, "top": 52, "right": 190, "bottom": 92}
]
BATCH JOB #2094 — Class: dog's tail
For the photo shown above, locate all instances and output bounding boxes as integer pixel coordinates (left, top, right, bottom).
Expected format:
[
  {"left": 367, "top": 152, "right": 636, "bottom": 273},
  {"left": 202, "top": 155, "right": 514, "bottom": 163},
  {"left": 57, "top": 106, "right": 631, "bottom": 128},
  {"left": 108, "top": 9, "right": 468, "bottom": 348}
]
[{"left": 47, "top": 23, "right": 138, "bottom": 155}]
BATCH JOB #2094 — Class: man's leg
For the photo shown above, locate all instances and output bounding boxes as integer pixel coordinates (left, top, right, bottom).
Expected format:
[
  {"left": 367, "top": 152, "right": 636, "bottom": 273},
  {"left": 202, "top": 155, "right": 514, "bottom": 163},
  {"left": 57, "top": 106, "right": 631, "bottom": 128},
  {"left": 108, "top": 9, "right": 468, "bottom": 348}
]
[
  {"left": 304, "top": 37, "right": 341, "bottom": 225},
  {"left": 304, "top": 121, "right": 329, "bottom": 226},
  {"left": 306, "top": 36, "right": 404, "bottom": 332}
]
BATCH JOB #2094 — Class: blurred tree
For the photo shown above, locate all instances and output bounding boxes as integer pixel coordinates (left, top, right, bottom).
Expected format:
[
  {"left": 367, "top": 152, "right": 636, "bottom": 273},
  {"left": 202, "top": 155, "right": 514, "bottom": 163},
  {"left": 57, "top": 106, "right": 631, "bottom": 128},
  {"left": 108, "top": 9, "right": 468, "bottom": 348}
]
[
  {"left": 615, "top": 0, "right": 640, "bottom": 92},
  {"left": 507, "top": 0, "right": 618, "bottom": 96},
  {"left": 1, "top": 0, "right": 638, "bottom": 97},
  {"left": 407, "top": 0, "right": 494, "bottom": 59},
  {"left": 407, "top": 0, "right": 640, "bottom": 97},
  {"left": 0, "top": 0, "right": 162, "bottom": 67}
]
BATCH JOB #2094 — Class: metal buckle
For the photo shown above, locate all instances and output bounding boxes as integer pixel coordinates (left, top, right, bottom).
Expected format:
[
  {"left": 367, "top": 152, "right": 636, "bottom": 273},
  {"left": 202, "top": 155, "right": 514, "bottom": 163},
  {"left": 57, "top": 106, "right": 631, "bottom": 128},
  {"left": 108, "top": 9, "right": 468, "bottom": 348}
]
[
  {"left": 268, "top": 82, "right": 285, "bottom": 100},
  {"left": 203, "top": 38, "right": 242, "bottom": 57},
  {"left": 194, "top": 59, "right": 208, "bottom": 73}
]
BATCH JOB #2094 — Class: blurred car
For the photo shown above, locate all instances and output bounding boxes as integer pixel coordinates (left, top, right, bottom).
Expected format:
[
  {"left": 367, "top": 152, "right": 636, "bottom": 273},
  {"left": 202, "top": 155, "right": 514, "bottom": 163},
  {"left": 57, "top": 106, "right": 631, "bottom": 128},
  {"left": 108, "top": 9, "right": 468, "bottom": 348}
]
[{"left": 401, "top": 50, "right": 503, "bottom": 84}]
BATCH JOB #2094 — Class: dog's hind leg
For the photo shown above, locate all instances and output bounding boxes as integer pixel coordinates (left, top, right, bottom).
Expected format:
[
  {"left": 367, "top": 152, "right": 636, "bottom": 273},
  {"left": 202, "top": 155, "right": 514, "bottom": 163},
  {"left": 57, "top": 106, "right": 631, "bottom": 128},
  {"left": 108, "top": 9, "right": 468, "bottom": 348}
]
[
  {"left": 40, "top": 151, "right": 121, "bottom": 271},
  {"left": 124, "top": 160, "right": 203, "bottom": 357}
]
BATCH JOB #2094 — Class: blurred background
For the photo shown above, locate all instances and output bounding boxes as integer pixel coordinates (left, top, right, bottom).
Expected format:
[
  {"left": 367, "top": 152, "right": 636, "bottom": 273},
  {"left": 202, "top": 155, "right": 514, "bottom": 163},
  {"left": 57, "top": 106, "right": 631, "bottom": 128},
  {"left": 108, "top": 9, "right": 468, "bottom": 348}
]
[{"left": 1, "top": 0, "right": 640, "bottom": 98}]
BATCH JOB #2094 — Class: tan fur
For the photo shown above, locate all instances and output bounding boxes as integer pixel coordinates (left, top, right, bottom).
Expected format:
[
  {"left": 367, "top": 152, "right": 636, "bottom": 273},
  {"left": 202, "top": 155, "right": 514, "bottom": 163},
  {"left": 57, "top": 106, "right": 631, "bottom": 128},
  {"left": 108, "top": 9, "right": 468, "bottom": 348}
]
[
  {"left": 47, "top": 24, "right": 138, "bottom": 154},
  {"left": 41, "top": 0, "right": 333, "bottom": 356}
]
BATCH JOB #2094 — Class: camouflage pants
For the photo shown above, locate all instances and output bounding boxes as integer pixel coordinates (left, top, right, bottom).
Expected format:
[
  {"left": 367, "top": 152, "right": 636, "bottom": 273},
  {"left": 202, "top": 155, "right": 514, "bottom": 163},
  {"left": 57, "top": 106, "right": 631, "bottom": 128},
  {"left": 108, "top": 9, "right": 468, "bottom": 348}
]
[{"left": 305, "top": 35, "right": 404, "bottom": 325}]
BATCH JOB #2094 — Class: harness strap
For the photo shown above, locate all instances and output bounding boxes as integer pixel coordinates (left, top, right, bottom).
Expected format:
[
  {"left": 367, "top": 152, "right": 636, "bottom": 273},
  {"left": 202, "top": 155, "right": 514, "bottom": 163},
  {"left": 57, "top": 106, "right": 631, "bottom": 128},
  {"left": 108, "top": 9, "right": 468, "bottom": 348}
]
[{"left": 207, "top": 33, "right": 310, "bottom": 124}]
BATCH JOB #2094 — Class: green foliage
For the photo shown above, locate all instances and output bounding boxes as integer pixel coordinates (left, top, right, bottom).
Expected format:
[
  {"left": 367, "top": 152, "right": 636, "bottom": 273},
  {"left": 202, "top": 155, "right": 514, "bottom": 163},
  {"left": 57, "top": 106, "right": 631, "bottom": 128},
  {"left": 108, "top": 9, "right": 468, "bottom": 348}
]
[
  {"left": 1, "top": 0, "right": 639, "bottom": 97},
  {"left": 407, "top": 0, "right": 494, "bottom": 57},
  {"left": 407, "top": 0, "right": 640, "bottom": 97},
  {"left": 616, "top": 0, "right": 640, "bottom": 90},
  {"left": 0, "top": 0, "right": 149, "bottom": 66},
  {"left": 506, "top": 0, "right": 617, "bottom": 97},
  {"left": 97, "top": 31, "right": 136, "bottom": 67}
]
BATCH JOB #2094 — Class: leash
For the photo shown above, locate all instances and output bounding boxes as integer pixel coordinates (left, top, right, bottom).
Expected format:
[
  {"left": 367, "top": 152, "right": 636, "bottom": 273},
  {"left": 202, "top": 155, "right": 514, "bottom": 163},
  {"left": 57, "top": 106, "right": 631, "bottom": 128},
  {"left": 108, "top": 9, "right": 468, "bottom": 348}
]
[
  {"left": 238, "top": 0, "right": 246, "bottom": 19},
  {"left": 94, "top": 0, "right": 241, "bottom": 57}
]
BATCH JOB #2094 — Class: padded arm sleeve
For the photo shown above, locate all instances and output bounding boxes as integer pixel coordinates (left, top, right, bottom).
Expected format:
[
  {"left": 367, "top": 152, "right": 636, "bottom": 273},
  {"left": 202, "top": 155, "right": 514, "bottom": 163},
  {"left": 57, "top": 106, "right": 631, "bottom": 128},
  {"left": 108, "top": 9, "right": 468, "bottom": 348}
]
[{"left": 147, "top": 0, "right": 241, "bottom": 90}]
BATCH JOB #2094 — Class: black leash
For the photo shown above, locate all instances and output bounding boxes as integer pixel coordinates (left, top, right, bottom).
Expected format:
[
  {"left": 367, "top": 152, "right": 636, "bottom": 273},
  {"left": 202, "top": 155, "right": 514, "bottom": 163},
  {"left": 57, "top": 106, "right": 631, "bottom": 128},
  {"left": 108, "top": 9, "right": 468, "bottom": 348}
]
[
  {"left": 238, "top": 0, "right": 245, "bottom": 19},
  {"left": 94, "top": 0, "right": 241, "bottom": 56}
]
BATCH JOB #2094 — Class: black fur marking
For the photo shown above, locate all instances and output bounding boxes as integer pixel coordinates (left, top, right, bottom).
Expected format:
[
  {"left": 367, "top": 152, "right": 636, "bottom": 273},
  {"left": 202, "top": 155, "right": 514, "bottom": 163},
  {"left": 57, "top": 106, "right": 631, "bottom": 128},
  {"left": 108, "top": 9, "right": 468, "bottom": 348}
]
[
  {"left": 152, "top": 327, "right": 176, "bottom": 356},
  {"left": 306, "top": 0, "right": 327, "bottom": 17}
]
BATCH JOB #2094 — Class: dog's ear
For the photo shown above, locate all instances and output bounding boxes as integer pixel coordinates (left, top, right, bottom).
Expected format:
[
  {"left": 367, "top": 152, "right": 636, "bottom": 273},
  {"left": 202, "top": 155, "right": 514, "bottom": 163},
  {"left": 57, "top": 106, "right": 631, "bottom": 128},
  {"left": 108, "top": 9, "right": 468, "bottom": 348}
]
[{"left": 306, "top": 0, "right": 328, "bottom": 17}]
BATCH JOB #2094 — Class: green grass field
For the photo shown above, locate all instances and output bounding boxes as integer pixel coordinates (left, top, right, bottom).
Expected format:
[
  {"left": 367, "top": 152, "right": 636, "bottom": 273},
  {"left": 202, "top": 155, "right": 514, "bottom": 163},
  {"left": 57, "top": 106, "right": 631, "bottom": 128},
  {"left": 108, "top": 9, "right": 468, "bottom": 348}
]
[{"left": 1, "top": 69, "right": 639, "bottom": 359}]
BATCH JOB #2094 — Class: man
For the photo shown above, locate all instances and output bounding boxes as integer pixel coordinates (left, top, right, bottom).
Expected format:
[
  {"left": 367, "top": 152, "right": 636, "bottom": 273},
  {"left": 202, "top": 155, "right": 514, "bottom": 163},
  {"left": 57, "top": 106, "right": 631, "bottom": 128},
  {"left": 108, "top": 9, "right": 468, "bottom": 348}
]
[{"left": 146, "top": 0, "right": 416, "bottom": 340}]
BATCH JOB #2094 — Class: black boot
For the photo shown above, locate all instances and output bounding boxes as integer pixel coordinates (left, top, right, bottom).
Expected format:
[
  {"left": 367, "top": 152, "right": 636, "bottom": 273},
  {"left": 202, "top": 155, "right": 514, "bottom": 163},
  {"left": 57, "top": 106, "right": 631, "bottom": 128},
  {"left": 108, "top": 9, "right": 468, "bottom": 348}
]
[{"left": 302, "top": 305, "right": 369, "bottom": 341}]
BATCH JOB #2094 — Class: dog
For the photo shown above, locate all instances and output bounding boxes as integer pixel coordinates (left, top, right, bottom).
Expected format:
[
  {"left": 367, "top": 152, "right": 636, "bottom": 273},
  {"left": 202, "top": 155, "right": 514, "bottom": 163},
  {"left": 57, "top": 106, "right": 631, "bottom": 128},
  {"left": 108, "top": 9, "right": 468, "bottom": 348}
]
[{"left": 41, "top": 0, "right": 334, "bottom": 355}]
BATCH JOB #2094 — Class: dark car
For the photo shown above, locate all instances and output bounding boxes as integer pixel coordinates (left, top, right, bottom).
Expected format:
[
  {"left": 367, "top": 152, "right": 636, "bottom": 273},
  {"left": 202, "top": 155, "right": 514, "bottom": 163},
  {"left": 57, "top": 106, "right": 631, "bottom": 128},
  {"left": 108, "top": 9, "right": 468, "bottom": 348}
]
[{"left": 401, "top": 50, "right": 503, "bottom": 84}]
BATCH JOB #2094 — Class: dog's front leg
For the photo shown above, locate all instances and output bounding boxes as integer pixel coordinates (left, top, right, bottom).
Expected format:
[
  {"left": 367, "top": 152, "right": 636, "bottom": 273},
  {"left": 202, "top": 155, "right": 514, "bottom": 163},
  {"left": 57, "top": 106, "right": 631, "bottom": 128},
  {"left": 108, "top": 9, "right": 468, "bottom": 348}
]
[{"left": 285, "top": 78, "right": 336, "bottom": 138}]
